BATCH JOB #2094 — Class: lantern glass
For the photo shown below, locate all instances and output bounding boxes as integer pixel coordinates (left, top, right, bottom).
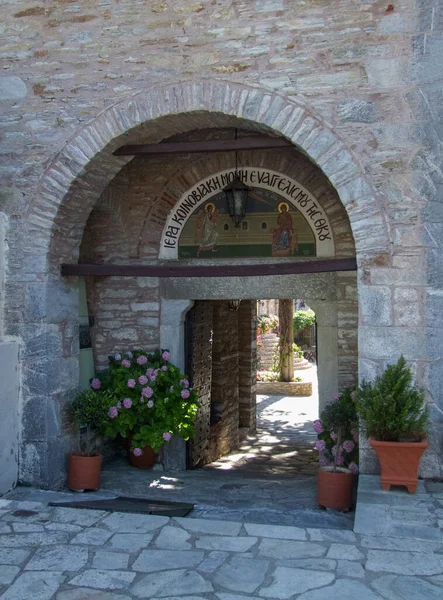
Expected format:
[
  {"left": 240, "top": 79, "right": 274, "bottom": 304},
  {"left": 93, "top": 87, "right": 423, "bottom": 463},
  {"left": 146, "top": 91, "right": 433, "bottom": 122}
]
[{"left": 223, "top": 176, "right": 249, "bottom": 227}]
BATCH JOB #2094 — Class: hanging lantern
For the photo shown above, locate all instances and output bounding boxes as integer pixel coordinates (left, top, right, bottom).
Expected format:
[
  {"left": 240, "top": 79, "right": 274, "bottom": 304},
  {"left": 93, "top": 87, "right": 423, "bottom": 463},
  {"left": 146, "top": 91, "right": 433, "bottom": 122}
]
[{"left": 223, "top": 175, "right": 249, "bottom": 228}]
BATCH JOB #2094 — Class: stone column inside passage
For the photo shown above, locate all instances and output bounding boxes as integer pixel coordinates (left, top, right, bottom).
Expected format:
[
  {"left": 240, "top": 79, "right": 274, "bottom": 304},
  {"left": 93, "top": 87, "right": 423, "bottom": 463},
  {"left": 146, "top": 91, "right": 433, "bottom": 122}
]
[
  {"left": 278, "top": 299, "right": 294, "bottom": 382},
  {"left": 160, "top": 298, "right": 194, "bottom": 470}
]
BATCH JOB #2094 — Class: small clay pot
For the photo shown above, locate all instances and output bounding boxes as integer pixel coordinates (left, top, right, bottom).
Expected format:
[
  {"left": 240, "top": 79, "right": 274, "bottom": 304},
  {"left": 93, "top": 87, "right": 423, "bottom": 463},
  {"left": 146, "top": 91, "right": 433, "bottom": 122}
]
[
  {"left": 317, "top": 466, "right": 354, "bottom": 510},
  {"left": 67, "top": 453, "right": 101, "bottom": 492},
  {"left": 128, "top": 445, "right": 158, "bottom": 469},
  {"left": 370, "top": 438, "right": 428, "bottom": 494}
]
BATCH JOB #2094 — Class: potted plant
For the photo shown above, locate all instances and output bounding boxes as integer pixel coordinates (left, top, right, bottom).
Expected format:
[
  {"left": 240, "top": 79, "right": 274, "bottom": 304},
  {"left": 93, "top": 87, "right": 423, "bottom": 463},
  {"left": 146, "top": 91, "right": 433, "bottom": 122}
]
[
  {"left": 68, "top": 388, "right": 112, "bottom": 492},
  {"left": 357, "top": 355, "right": 428, "bottom": 494},
  {"left": 314, "top": 388, "right": 359, "bottom": 510},
  {"left": 97, "top": 349, "right": 199, "bottom": 469}
]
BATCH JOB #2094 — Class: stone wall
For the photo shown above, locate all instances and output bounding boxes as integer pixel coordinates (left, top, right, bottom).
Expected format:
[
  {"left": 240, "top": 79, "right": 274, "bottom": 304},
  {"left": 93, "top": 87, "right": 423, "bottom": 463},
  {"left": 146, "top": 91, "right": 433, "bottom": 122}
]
[{"left": 0, "top": 342, "right": 19, "bottom": 494}]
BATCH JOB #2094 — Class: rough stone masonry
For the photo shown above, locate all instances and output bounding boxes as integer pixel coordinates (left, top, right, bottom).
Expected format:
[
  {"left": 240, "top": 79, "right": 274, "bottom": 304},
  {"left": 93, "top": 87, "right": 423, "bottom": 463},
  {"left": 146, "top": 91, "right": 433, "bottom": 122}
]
[{"left": 0, "top": 0, "right": 442, "bottom": 488}]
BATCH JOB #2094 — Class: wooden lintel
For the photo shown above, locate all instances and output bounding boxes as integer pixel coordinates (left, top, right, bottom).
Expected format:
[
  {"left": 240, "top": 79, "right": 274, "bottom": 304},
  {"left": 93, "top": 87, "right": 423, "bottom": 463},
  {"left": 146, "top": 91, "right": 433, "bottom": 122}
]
[
  {"left": 61, "top": 258, "right": 357, "bottom": 278},
  {"left": 113, "top": 137, "right": 293, "bottom": 156}
]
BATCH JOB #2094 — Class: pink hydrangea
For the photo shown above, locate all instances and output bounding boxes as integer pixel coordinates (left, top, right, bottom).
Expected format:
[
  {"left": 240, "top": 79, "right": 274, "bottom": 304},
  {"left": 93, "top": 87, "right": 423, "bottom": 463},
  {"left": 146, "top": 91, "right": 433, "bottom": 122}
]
[
  {"left": 114, "top": 353, "right": 122, "bottom": 361},
  {"left": 137, "top": 355, "right": 148, "bottom": 365},
  {"left": 146, "top": 368, "right": 155, "bottom": 376},
  {"left": 319, "top": 455, "right": 329, "bottom": 467},
  {"left": 162, "top": 432, "right": 171, "bottom": 441},
  {"left": 149, "top": 375, "right": 157, "bottom": 382},
  {"left": 330, "top": 431, "right": 338, "bottom": 441},
  {"left": 336, "top": 454, "right": 345, "bottom": 466},
  {"left": 331, "top": 444, "right": 338, "bottom": 456},
  {"left": 313, "top": 420, "right": 323, "bottom": 434},
  {"left": 315, "top": 440, "right": 326, "bottom": 452},
  {"left": 109, "top": 406, "right": 118, "bottom": 419},
  {"left": 181, "top": 389, "right": 190, "bottom": 399},
  {"left": 142, "top": 387, "right": 153, "bottom": 398},
  {"left": 343, "top": 440, "right": 355, "bottom": 453},
  {"left": 123, "top": 398, "right": 132, "bottom": 409},
  {"left": 127, "top": 379, "right": 136, "bottom": 389},
  {"left": 332, "top": 393, "right": 341, "bottom": 403},
  {"left": 162, "top": 351, "right": 171, "bottom": 361},
  {"left": 138, "top": 375, "right": 148, "bottom": 385},
  {"left": 180, "top": 379, "right": 189, "bottom": 388},
  {"left": 133, "top": 448, "right": 142, "bottom": 457},
  {"left": 349, "top": 462, "right": 359, "bottom": 475},
  {"left": 147, "top": 400, "right": 154, "bottom": 408},
  {"left": 161, "top": 366, "right": 168, "bottom": 372},
  {"left": 122, "top": 359, "right": 131, "bottom": 368},
  {"left": 91, "top": 378, "right": 101, "bottom": 390}
]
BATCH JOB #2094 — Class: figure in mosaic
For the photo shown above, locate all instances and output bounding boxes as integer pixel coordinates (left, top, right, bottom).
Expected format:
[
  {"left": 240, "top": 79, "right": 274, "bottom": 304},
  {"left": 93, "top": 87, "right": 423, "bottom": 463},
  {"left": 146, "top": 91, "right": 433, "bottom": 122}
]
[
  {"left": 195, "top": 202, "right": 219, "bottom": 257},
  {"left": 272, "top": 202, "right": 298, "bottom": 256}
]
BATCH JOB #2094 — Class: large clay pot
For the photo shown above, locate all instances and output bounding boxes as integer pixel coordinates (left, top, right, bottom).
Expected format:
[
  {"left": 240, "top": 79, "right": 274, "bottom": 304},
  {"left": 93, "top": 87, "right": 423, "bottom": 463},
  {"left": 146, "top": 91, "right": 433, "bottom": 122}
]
[
  {"left": 370, "top": 438, "right": 428, "bottom": 494},
  {"left": 67, "top": 453, "right": 101, "bottom": 492},
  {"left": 128, "top": 445, "right": 158, "bottom": 469},
  {"left": 317, "top": 466, "right": 354, "bottom": 510}
]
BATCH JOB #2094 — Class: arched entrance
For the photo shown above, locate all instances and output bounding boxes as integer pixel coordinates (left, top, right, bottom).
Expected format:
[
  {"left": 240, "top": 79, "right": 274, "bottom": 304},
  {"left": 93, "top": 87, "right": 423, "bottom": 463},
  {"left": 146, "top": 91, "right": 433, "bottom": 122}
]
[{"left": 19, "top": 80, "right": 389, "bottom": 488}]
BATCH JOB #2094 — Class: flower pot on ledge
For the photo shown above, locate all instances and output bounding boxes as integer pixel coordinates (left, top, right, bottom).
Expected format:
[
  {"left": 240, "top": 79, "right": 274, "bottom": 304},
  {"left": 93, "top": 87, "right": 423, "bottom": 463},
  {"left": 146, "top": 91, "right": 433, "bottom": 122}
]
[
  {"left": 127, "top": 443, "right": 158, "bottom": 470},
  {"left": 370, "top": 438, "right": 428, "bottom": 494}
]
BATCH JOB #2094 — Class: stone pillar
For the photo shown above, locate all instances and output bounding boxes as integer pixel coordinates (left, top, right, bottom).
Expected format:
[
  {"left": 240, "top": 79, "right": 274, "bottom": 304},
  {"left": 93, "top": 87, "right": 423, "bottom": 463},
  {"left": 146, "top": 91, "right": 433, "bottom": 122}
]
[
  {"left": 0, "top": 341, "right": 19, "bottom": 494},
  {"left": 238, "top": 300, "right": 257, "bottom": 431},
  {"left": 278, "top": 299, "right": 294, "bottom": 382},
  {"left": 310, "top": 300, "right": 339, "bottom": 413}
]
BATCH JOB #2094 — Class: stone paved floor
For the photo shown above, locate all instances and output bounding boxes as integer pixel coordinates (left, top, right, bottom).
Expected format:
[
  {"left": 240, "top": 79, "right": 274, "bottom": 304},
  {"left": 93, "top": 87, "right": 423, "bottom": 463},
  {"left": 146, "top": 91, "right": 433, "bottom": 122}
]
[{"left": 1, "top": 486, "right": 443, "bottom": 600}]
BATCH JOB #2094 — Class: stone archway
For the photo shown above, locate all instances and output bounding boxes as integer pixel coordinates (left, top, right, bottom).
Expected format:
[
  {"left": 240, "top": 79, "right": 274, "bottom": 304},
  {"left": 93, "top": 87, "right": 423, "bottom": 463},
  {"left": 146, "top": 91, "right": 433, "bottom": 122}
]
[{"left": 18, "top": 79, "right": 390, "bottom": 487}]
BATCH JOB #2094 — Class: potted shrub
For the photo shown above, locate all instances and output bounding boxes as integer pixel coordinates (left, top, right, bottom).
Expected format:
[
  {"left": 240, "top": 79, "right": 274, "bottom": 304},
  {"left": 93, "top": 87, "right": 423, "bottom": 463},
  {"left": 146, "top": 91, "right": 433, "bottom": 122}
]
[
  {"left": 314, "top": 388, "right": 359, "bottom": 510},
  {"left": 357, "top": 355, "right": 428, "bottom": 494},
  {"left": 68, "top": 388, "right": 112, "bottom": 492},
  {"left": 97, "top": 349, "right": 199, "bottom": 469}
]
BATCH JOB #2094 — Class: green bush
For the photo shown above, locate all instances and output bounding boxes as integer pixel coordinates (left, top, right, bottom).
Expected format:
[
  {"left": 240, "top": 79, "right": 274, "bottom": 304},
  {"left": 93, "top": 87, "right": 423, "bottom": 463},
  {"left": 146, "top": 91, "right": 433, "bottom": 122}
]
[
  {"left": 357, "top": 356, "right": 428, "bottom": 442},
  {"left": 293, "top": 309, "right": 315, "bottom": 332},
  {"left": 69, "top": 389, "right": 113, "bottom": 456}
]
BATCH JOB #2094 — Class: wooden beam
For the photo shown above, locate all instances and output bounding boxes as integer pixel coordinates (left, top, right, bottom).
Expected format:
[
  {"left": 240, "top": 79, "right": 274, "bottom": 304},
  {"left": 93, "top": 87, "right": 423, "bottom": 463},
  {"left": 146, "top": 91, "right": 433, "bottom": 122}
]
[
  {"left": 113, "top": 137, "right": 293, "bottom": 156},
  {"left": 61, "top": 258, "right": 357, "bottom": 278}
]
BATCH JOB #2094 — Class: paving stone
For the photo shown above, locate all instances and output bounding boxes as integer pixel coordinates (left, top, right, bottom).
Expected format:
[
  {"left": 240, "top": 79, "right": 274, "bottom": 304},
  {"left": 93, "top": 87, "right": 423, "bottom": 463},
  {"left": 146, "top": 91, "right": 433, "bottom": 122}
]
[
  {"left": 214, "top": 556, "right": 269, "bottom": 593},
  {"left": 11, "top": 522, "right": 44, "bottom": 533},
  {"left": 277, "top": 558, "right": 336, "bottom": 571},
  {"left": 259, "top": 566, "right": 335, "bottom": 598},
  {"left": 195, "top": 535, "right": 257, "bottom": 552},
  {"left": 70, "top": 527, "right": 113, "bottom": 546},
  {"left": 258, "top": 538, "right": 326, "bottom": 560},
  {"left": 337, "top": 560, "right": 365, "bottom": 579},
  {"left": 366, "top": 549, "right": 443, "bottom": 575},
  {"left": 92, "top": 550, "right": 130, "bottom": 570},
  {"left": 0, "top": 565, "right": 20, "bottom": 585},
  {"left": 217, "top": 596, "right": 262, "bottom": 600},
  {"left": 101, "top": 512, "right": 168, "bottom": 533},
  {"left": 327, "top": 543, "right": 364, "bottom": 561},
  {"left": 0, "top": 500, "right": 12, "bottom": 508},
  {"left": 132, "top": 549, "right": 205, "bottom": 572},
  {"left": 108, "top": 533, "right": 153, "bottom": 552},
  {"left": 69, "top": 569, "right": 136, "bottom": 590},
  {"left": 371, "top": 574, "right": 443, "bottom": 599},
  {"left": 0, "top": 523, "right": 12, "bottom": 533},
  {"left": 56, "top": 590, "right": 132, "bottom": 600},
  {"left": 0, "top": 548, "right": 31, "bottom": 565},
  {"left": 427, "top": 574, "right": 443, "bottom": 587},
  {"left": 25, "top": 545, "right": 88, "bottom": 571},
  {"left": 197, "top": 551, "right": 229, "bottom": 573},
  {"left": 0, "top": 571, "right": 65, "bottom": 600},
  {"left": 46, "top": 522, "right": 84, "bottom": 533},
  {"left": 308, "top": 528, "right": 356, "bottom": 542},
  {"left": 131, "top": 569, "right": 213, "bottom": 598},
  {"left": 52, "top": 507, "right": 106, "bottom": 527},
  {"left": 154, "top": 525, "right": 192, "bottom": 550},
  {"left": 360, "top": 535, "right": 443, "bottom": 553},
  {"left": 244, "top": 523, "right": 306, "bottom": 540},
  {"left": 0, "top": 531, "right": 70, "bottom": 547},
  {"left": 297, "top": 579, "right": 382, "bottom": 600},
  {"left": 174, "top": 517, "right": 242, "bottom": 536}
]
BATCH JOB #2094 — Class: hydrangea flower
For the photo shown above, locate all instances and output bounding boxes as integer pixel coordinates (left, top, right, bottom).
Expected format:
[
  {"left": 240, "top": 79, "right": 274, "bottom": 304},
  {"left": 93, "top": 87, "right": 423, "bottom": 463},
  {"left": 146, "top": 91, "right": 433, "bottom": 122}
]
[
  {"left": 331, "top": 444, "right": 338, "bottom": 456},
  {"left": 161, "top": 366, "right": 168, "bottom": 372},
  {"left": 147, "top": 400, "right": 154, "bottom": 408},
  {"left": 349, "top": 462, "right": 359, "bottom": 475},
  {"left": 122, "top": 359, "right": 131, "bottom": 368},
  {"left": 109, "top": 406, "right": 118, "bottom": 419},
  {"left": 126, "top": 351, "right": 133, "bottom": 359},
  {"left": 181, "top": 389, "right": 190, "bottom": 399},
  {"left": 117, "top": 401, "right": 122, "bottom": 409},
  {"left": 162, "top": 432, "right": 171, "bottom": 441},
  {"left": 336, "top": 454, "right": 345, "bottom": 466},
  {"left": 91, "top": 378, "right": 101, "bottom": 390},
  {"left": 142, "top": 387, "right": 153, "bottom": 398},
  {"left": 319, "top": 455, "right": 329, "bottom": 466},
  {"left": 137, "top": 355, "right": 148, "bottom": 365},
  {"left": 162, "top": 351, "right": 170, "bottom": 361},
  {"left": 133, "top": 448, "right": 142, "bottom": 457},
  {"left": 332, "top": 393, "right": 341, "bottom": 403},
  {"left": 330, "top": 431, "right": 338, "bottom": 441},
  {"left": 146, "top": 368, "right": 155, "bottom": 376},
  {"left": 343, "top": 440, "right": 355, "bottom": 453},
  {"left": 123, "top": 398, "right": 132, "bottom": 409},
  {"left": 114, "top": 353, "right": 122, "bottom": 361},
  {"left": 149, "top": 375, "right": 157, "bottom": 382},
  {"left": 138, "top": 375, "right": 148, "bottom": 385},
  {"left": 127, "top": 379, "right": 136, "bottom": 389},
  {"left": 315, "top": 440, "right": 326, "bottom": 451},
  {"left": 180, "top": 379, "right": 189, "bottom": 388},
  {"left": 313, "top": 420, "right": 323, "bottom": 434}
]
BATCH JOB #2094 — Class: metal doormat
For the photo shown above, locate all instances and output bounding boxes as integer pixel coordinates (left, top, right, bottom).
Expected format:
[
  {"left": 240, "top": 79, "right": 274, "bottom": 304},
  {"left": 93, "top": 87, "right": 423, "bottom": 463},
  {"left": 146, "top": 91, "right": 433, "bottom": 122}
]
[{"left": 48, "top": 496, "right": 194, "bottom": 517}]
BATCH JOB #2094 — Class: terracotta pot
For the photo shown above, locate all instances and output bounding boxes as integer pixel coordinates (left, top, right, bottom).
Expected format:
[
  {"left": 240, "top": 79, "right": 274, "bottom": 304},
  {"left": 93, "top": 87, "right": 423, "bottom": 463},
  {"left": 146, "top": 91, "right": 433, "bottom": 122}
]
[
  {"left": 67, "top": 453, "right": 101, "bottom": 492},
  {"left": 128, "top": 445, "right": 158, "bottom": 469},
  {"left": 317, "top": 466, "right": 354, "bottom": 510},
  {"left": 370, "top": 438, "right": 428, "bottom": 494}
]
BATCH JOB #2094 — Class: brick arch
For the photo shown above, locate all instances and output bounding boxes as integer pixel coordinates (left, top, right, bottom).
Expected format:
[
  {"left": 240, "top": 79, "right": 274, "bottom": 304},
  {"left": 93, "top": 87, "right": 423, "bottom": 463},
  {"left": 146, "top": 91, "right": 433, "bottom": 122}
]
[{"left": 26, "top": 79, "right": 390, "bottom": 270}]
